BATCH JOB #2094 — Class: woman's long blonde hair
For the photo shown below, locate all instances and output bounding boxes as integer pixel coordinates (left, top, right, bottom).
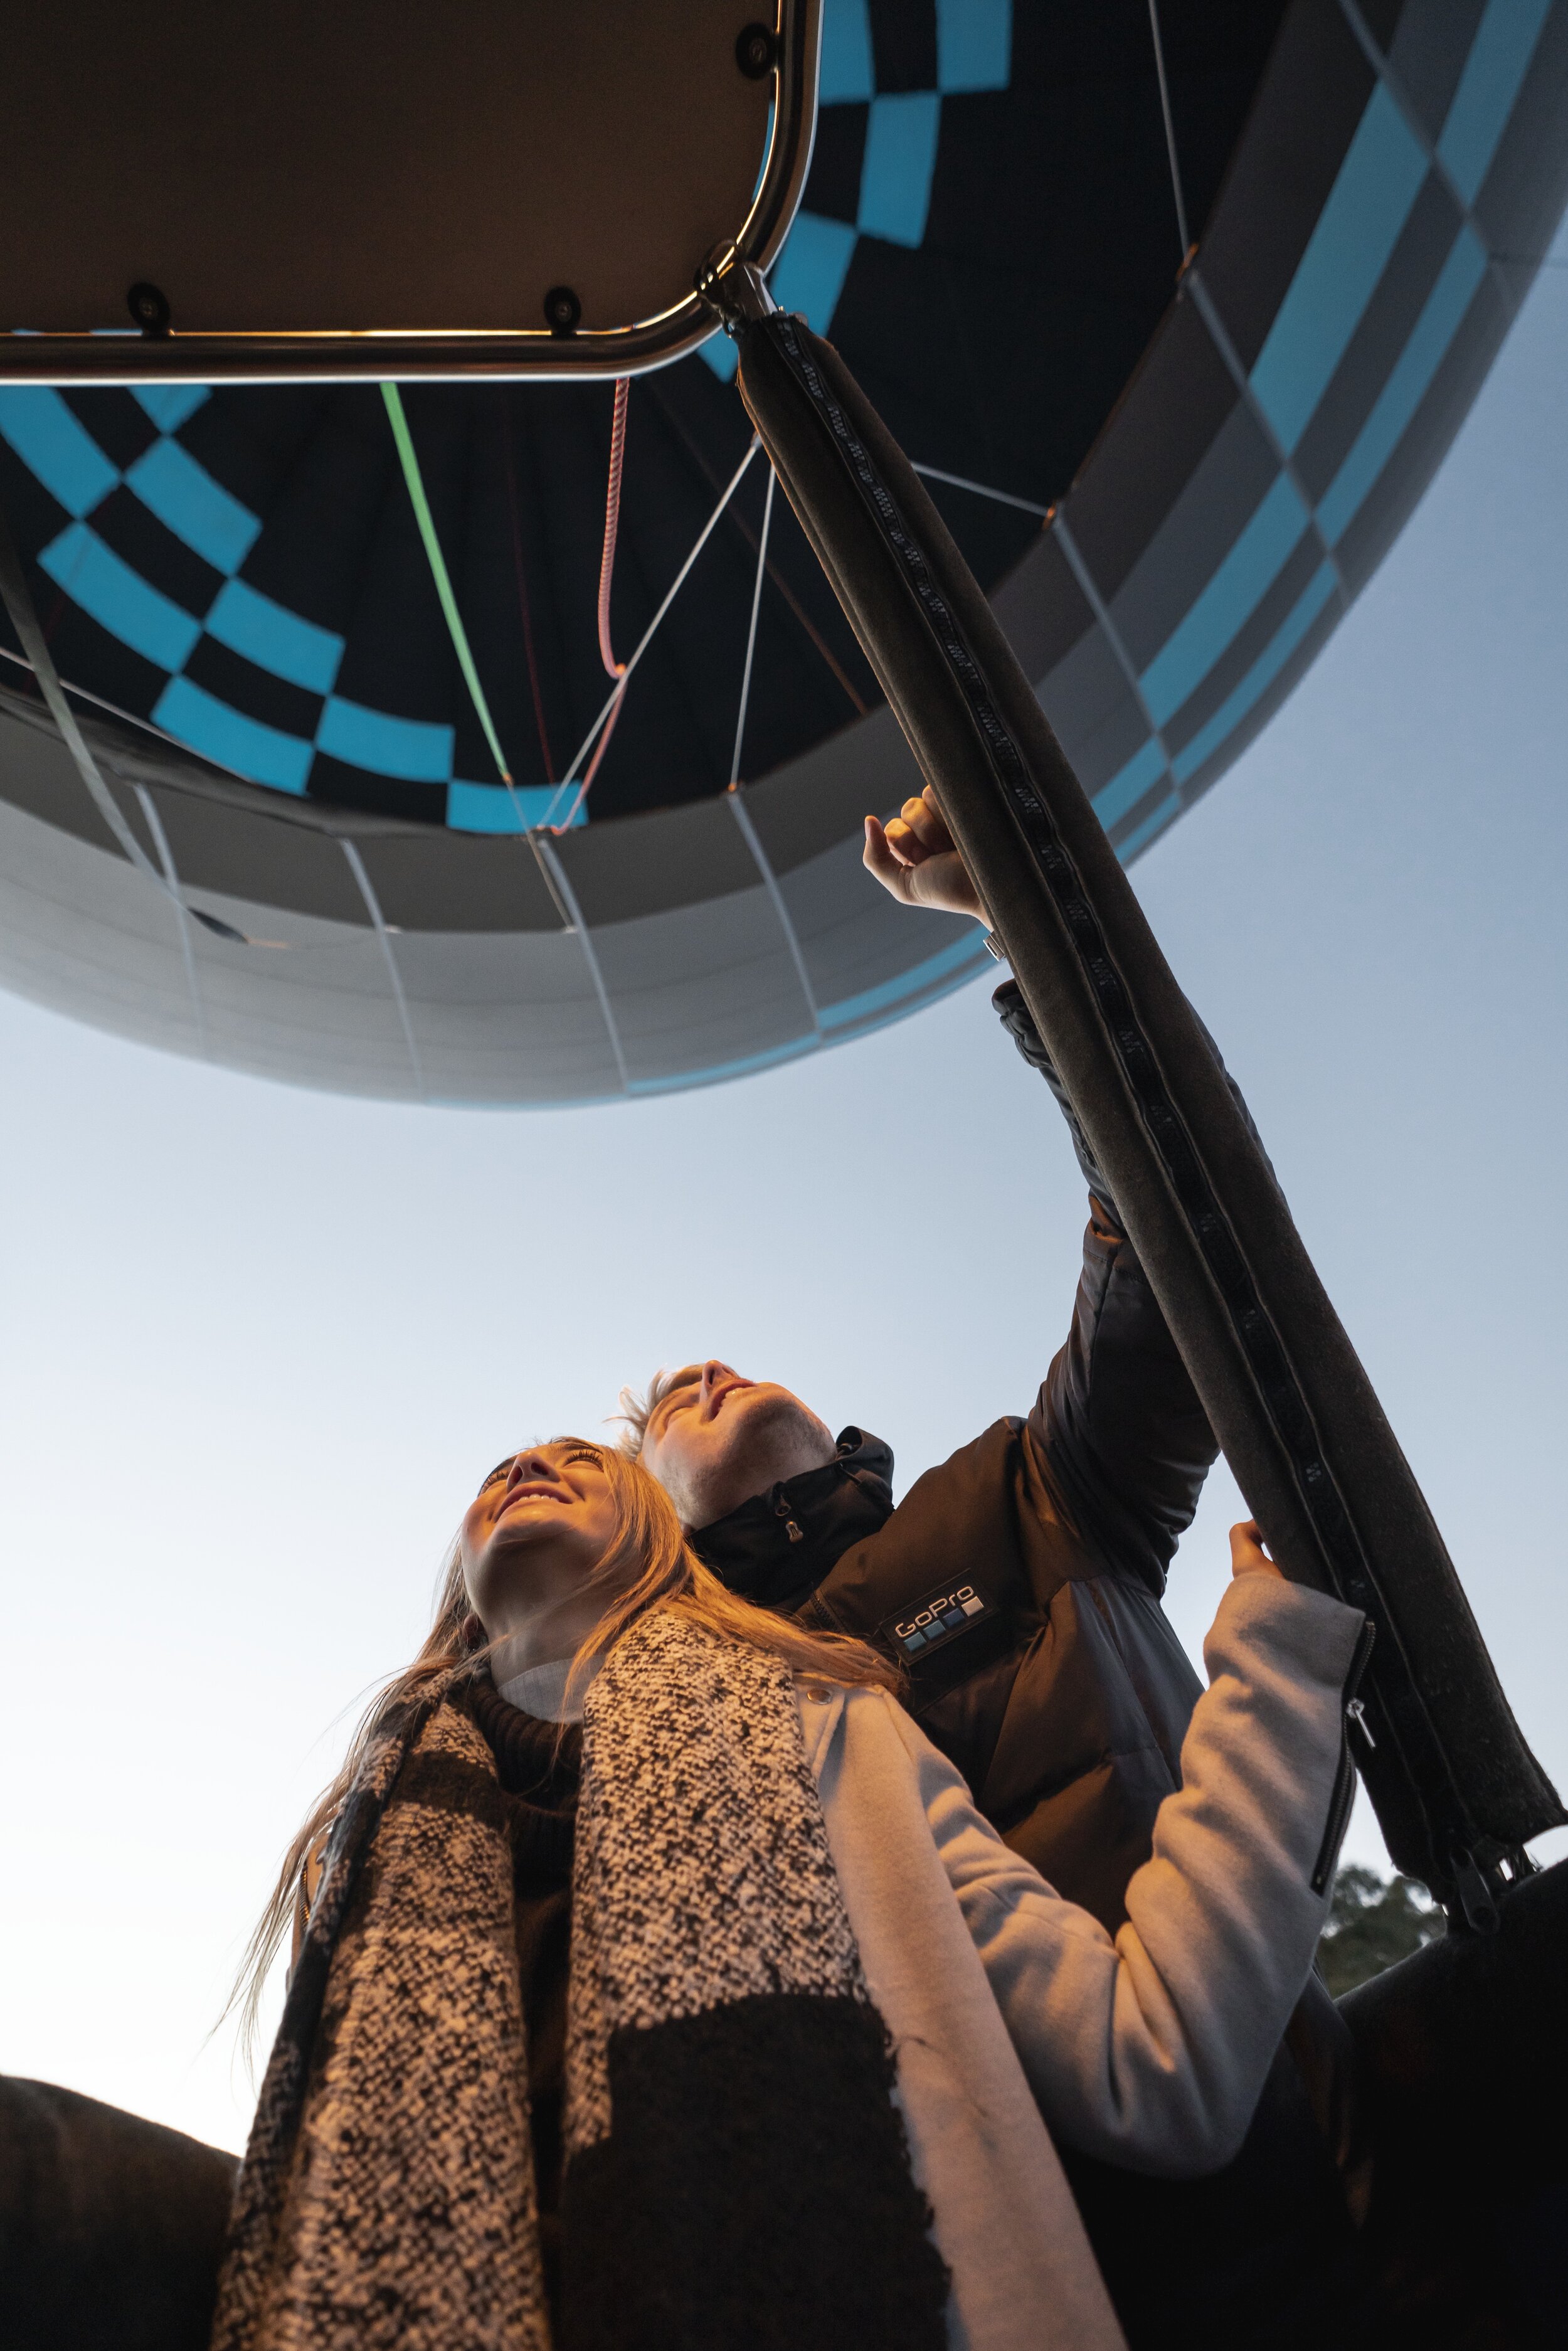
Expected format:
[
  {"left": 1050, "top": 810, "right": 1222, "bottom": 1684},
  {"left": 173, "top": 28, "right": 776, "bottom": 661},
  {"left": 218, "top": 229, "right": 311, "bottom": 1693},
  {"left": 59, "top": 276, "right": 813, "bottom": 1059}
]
[{"left": 233, "top": 1441, "right": 898, "bottom": 2052}]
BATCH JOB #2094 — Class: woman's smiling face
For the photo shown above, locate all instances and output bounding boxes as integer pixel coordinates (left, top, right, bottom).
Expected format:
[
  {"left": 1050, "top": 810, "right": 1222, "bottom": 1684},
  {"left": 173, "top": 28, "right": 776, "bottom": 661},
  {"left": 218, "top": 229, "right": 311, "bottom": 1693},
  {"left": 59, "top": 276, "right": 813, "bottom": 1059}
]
[{"left": 460, "top": 1440, "right": 620, "bottom": 1640}]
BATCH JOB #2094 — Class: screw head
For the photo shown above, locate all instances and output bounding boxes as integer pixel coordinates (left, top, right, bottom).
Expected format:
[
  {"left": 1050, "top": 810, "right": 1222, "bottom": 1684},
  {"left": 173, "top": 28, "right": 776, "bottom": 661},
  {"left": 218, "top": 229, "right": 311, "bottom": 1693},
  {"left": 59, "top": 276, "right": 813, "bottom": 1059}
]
[
  {"left": 543, "top": 284, "right": 581, "bottom": 335},
  {"left": 126, "top": 280, "right": 171, "bottom": 336},
  {"left": 735, "top": 21, "right": 778, "bottom": 78}
]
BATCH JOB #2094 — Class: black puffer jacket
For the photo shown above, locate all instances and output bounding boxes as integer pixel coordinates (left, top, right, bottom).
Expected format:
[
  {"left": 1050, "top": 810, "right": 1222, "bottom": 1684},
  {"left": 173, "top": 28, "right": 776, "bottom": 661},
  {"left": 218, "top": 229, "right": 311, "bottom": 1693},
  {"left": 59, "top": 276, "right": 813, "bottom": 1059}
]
[
  {"left": 701, "top": 1218, "right": 1210, "bottom": 1930},
  {"left": 692, "top": 982, "right": 1369, "bottom": 2350},
  {"left": 692, "top": 980, "right": 1229, "bottom": 1931}
]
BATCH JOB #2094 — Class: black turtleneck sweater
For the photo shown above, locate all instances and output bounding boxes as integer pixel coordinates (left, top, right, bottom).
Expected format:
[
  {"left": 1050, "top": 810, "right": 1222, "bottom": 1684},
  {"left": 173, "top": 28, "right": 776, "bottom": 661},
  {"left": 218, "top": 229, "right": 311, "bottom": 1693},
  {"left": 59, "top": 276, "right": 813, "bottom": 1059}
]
[{"left": 467, "top": 1679, "right": 581, "bottom": 2318}]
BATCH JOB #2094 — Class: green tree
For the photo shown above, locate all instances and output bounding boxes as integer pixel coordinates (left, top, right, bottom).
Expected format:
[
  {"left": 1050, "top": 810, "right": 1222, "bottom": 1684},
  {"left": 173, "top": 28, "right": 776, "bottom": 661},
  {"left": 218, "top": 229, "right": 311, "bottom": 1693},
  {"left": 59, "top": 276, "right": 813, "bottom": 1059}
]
[{"left": 1316, "top": 1863, "right": 1445, "bottom": 1997}]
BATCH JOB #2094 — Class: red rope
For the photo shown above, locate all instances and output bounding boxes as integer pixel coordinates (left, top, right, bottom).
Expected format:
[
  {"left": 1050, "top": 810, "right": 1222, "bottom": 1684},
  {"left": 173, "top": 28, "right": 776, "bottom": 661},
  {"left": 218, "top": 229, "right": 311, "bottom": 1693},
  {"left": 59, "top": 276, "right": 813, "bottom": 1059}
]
[
  {"left": 564, "top": 672, "right": 626, "bottom": 825},
  {"left": 596, "top": 378, "right": 630, "bottom": 681},
  {"left": 551, "top": 376, "right": 632, "bottom": 830}
]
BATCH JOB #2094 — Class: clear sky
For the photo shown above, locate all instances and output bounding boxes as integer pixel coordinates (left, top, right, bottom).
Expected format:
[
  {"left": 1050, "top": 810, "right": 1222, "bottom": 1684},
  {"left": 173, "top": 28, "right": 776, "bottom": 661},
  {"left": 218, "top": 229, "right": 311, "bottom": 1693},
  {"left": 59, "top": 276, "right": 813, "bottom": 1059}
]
[{"left": 3, "top": 244, "right": 1565, "bottom": 2157}]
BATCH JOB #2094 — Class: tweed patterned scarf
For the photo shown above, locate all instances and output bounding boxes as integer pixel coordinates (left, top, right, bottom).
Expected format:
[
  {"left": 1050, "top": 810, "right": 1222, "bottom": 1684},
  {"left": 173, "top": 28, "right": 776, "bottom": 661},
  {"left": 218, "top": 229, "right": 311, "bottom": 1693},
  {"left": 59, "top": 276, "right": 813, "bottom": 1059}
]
[{"left": 212, "top": 1611, "right": 948, "bottom": 2351}]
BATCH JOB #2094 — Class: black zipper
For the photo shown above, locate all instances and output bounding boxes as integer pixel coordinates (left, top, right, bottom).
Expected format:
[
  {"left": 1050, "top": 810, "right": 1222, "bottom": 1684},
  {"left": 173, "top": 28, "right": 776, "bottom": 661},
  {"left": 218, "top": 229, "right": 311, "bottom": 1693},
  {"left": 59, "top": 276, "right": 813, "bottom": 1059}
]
[
  {"left": 1311, "top": 1619, "right": 1377, "bottom": 1894},
  {"left": 773, "top": 1486, "right": 805, "bottom": 1544}
]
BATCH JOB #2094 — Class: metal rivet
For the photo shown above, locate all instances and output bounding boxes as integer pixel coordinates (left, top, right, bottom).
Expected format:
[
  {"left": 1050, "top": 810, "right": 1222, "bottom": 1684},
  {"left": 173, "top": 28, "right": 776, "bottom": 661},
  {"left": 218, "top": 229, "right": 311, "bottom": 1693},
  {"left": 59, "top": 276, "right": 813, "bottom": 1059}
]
[
  {"left": 543, "top": 285, "right": 581, "bottom": 336},
  {"left": 127, "top": 281, "right": 171, "bottom": 338},
  {"left": 735, "top": 22, "right": 778, "bottom": 77}
]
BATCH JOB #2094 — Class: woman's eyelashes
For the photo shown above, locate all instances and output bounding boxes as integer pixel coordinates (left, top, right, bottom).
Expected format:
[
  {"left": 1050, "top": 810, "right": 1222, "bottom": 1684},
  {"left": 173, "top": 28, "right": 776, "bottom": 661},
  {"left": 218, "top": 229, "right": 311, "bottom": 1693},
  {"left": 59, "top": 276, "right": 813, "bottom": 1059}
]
[{"left": 475, "top": 1443, "right": 601, "bottom": 1500}]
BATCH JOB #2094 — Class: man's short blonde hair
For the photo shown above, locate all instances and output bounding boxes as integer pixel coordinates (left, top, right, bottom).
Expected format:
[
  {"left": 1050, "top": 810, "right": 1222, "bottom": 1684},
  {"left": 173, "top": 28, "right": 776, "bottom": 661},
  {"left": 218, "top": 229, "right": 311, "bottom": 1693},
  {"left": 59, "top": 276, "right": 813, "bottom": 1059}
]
[{"left": 613, "top": 1367, "right": 689, "bottom": 1459}]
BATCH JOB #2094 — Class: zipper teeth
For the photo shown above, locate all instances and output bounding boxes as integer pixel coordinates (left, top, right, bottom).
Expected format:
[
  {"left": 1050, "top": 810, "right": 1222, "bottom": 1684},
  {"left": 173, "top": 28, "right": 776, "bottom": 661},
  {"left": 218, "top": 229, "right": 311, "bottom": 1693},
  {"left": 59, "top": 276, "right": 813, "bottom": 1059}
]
[
  {"left": 1312, "top": 1748, "right": 1357, "bottom": 1895},
  {"left": 1311, "top": 1621, "right": 1377, "bottom": 1894}
]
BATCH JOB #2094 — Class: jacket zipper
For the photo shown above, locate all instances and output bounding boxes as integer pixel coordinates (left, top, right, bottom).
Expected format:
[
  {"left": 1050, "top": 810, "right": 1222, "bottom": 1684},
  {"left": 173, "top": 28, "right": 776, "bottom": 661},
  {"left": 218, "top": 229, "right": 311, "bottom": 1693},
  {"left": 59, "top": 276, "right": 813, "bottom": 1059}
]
[
  {"left": 773, "top": 1486, "right": 805, "bottom": 1544},
  {"left": 1311, "top": 1618, "right": 1377, "bottom": 1894}
]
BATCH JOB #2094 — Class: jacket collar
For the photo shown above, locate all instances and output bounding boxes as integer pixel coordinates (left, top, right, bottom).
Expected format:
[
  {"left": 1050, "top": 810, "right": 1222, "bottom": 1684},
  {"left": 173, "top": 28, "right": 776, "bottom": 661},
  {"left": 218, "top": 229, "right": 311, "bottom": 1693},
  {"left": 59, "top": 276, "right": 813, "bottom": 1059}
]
[{"left": 688, "top": 1426, "right": 894, "bottom": 1611}]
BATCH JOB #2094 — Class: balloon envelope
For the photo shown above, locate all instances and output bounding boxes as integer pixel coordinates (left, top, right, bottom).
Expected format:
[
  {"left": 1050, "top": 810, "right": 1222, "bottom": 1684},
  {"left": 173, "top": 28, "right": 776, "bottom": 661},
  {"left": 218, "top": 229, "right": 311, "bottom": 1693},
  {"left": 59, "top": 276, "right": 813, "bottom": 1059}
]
[{"left": 1, "top": 0, "right": 1564, "bottom": 1101}]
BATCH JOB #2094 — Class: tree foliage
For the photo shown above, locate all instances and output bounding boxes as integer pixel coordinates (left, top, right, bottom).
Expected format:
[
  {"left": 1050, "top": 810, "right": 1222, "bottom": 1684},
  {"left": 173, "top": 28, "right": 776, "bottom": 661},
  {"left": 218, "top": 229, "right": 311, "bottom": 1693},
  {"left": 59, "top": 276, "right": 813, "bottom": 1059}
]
[{"left": 1316, "top": 1863, "right": 1445, "bottom": 1997}]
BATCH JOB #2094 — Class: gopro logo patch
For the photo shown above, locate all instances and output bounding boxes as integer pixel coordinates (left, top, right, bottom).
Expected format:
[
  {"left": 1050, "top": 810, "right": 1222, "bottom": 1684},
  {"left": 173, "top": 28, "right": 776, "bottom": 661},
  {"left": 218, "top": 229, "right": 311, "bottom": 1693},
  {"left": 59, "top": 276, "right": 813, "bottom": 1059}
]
[{"left": 884, "top": 1579, "right": 992, "bottom": 1660}]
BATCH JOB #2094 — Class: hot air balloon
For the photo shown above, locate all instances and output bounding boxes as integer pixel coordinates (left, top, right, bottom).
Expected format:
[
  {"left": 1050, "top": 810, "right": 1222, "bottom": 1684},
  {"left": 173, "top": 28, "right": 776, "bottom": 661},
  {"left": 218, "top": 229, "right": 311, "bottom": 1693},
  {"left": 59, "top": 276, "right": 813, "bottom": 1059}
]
[{"left": 1, "top": 0, "right": 1562, "bottom": 1102}]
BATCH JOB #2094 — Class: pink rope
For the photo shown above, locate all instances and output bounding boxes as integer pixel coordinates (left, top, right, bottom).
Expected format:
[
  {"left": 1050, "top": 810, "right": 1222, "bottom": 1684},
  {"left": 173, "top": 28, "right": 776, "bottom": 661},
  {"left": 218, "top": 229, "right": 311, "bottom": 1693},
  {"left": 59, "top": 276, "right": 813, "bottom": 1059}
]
[
  {"left": 596, "top": 378, "right": 630, "bottom": 680},
  {"left": 552, "top": 378, "right": 630, "bottom": 832},
  {"left": 553, "top": 676, "right": 626, "bottom": 831}
]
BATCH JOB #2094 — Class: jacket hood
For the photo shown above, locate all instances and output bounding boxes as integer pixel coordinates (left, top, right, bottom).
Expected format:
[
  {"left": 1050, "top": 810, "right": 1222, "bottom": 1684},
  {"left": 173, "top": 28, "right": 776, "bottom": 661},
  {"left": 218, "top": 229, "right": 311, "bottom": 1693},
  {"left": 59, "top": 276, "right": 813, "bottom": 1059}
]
[{"left": 688, "top": 1427, "right": 894, "bottom": 1610}]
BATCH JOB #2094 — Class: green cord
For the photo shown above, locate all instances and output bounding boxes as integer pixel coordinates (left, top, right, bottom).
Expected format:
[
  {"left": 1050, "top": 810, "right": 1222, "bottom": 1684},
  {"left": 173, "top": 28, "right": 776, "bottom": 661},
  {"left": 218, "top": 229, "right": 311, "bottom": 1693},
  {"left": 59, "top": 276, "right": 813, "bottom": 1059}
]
[{"left": 381, "top": 381, "right": 512, "bottom": 784}]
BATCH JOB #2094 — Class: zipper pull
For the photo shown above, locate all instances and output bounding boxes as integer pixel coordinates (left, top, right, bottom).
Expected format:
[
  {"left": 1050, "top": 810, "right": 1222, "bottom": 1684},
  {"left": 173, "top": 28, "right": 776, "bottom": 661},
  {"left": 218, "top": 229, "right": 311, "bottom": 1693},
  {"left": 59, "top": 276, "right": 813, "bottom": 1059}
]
[
  {"left": 1347, "top": 1697, "right": 1375, "bottom": 1749},
  {"left": 1448, "top": 1847, "right": 1501, "bottom": 1936},
  {"left": 773, "top": 1489, "right": 804, "bottom": 1544}
]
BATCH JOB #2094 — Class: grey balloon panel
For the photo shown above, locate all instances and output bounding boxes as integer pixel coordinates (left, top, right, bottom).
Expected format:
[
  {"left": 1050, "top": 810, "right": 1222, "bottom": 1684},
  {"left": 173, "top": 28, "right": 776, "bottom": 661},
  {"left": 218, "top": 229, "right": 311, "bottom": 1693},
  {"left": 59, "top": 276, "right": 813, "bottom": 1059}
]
[
  {"left": 191, "top": 926, "right": 616, "bottom": 1107},
  {"left": 1385, "top": 1, "right": 1487, "bottom": 136},
  {"left": 1036, "top": 627, "right": 1148, "bottom": 810},
  {"left": 776, "top": 831, "right": 984, "bottom": 1024},
  {"left": 989, "top": 534, "right": 1094, "bottom": 691},
  {"left": 152, "top": 789, "right": 375, "bottom": 928},
  {"left": 1165, "top": 531, "right": 1332, "bottom": 765},
  {"left": 392, "top": 935, "right": 627, "bottom": 1106},
  {"left": 1210, "top": 11, "right": 1379, "bottom": 368},
  {"left": 1481, "top": 8, "right": 1568, "bottom": 251},
  {"left": 355, "top": 837, "right": 562, "bottom": 936},
  {"left": 0, "top": 693, "right": 128, "bottom": 859},
  {"left": 0, "top": 794, "right": 199, "bottom": 1056},
  {"left": 1109, "top": 406, "right": 1285, "bottom": 680},
  {"left": 744, "top": 701, "right": 925, "bottom": 876},
  {"left": 190, "top": 919, "right": 420, "bottom": 1099},
  {"left": 1041, "top": 628, "right": 1156, "bottom": 796},
  {"left": 553, "top": 797, "right": 765, "bottom": 930},
  {"left": 0, "top": 703, "right": 990, "bottom": 1103},
  {"left": 598, "top": 908, "right": 814, "bottom": 1092}
]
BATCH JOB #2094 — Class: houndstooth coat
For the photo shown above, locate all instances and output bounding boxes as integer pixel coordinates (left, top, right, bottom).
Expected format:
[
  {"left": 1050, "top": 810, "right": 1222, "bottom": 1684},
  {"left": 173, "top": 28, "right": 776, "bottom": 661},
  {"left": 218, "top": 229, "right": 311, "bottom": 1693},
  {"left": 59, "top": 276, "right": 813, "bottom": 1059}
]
[{"left": 214, "top": 1574, "right": 1362, "bottom": 2351}]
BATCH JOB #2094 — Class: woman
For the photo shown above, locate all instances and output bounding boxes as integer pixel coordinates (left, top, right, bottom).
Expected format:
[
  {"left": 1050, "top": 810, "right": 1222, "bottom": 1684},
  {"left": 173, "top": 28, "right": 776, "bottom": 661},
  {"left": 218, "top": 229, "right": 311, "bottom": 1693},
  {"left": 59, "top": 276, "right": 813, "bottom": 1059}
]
[{"left": 217, "top": 1437, "right": 1368, "bottom": 2351}]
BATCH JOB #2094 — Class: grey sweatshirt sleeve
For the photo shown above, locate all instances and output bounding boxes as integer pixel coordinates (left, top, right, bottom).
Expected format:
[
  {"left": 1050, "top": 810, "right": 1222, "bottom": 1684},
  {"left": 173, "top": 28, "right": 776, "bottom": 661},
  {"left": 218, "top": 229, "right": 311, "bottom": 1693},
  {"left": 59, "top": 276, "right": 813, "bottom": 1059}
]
[{"left": 919, "top": 1573, "right": 1366, "bottom": 2177}]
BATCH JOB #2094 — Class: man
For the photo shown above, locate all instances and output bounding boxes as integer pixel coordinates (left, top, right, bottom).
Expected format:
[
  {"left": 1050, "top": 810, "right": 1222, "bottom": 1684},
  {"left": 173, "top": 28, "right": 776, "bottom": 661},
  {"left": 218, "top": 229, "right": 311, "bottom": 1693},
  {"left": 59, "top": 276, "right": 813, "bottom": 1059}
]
[
  {"left": 626, "top": 790, "right": 1369, "bottom": 2350},
  {"left": 632, "top": 785, "right": 1230, "bottom": 1931}
]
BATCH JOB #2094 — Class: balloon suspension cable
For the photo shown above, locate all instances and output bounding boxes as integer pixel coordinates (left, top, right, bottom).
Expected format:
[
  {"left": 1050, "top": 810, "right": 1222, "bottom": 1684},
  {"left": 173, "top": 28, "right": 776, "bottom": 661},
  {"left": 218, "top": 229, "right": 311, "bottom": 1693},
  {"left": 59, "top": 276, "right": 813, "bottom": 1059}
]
[
  {"left": 1146, "top": 0, "right": 1191, "bottom": 262},
  {"left": 910, "top": 462, "right": 1052, "bottom": 519},
  {"left": 640, "top": 375, "right": 869, "bottom": 716},
  {"left": 0, "top": 636, "right": 255, "bottom": 778},
  {"left": 499, "top": 407, "right": 556, "bottom": 783},
  {"left": 729, "top": 463, "right": 776, "bottom": 786},
  {"left": 381, "top": 381, "right": 514, "bottom": 787},
  {"left": 543, "top": 433, "right": 761, "bottom": 832}
]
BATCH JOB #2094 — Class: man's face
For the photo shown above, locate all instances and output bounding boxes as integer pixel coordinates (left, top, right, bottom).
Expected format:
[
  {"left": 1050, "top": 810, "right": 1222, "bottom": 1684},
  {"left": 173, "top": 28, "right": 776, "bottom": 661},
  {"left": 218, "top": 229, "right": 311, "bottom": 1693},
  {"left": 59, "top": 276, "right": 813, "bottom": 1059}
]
[{"left": 640, "top": 1360, "right": 835, "bottom": 1531}]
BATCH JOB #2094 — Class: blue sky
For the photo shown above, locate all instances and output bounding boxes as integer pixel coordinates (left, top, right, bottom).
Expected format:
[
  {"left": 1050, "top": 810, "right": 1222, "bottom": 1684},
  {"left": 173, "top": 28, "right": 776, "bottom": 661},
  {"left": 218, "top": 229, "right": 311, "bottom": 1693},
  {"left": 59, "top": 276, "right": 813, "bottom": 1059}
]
[{"left": 3, "top": 241, "right": 1565, "bottom": 2154}]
